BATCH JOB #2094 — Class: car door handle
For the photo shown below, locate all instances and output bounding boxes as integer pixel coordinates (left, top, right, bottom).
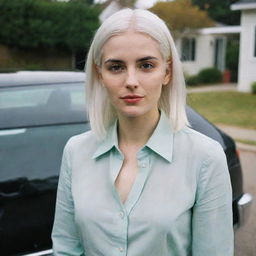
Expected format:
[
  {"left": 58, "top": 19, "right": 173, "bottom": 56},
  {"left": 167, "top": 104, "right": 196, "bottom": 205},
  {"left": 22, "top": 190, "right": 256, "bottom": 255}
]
[
  {"left": 0, "top": 177, "right": 28, "bottom": 199},
  {"left": 0, "top": 187, "right": 23, "bottom": 199}
]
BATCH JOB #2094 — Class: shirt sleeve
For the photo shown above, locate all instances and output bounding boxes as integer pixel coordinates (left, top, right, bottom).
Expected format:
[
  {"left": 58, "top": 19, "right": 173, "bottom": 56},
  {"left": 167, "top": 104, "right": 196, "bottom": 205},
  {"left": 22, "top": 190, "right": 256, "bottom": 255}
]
[
  {"left": 51, "top": 142, "right": 85, "bottom": 256},
  {"left": 192, "top": 143, "right": 234, "bottom": 256}
]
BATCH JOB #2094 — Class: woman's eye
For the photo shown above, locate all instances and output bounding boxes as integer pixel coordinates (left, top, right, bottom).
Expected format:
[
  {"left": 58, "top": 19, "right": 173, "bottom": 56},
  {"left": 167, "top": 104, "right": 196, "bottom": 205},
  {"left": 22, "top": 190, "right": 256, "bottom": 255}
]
[
  {"left": 108, "top": 65, "right": 124, "bottom": 72},
  {"left": 141, "top": 63, "right": 154, "bottom": 70}
]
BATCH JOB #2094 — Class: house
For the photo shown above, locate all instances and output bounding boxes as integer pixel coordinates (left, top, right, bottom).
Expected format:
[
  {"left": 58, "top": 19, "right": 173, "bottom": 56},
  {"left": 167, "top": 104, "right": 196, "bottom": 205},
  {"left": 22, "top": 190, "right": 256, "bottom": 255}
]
[
  {"left": 175, "top": 26, "right": 241, "bottom": 76},
  {"left": 231, "top": 0, "right": 256, "bottom": 92}
]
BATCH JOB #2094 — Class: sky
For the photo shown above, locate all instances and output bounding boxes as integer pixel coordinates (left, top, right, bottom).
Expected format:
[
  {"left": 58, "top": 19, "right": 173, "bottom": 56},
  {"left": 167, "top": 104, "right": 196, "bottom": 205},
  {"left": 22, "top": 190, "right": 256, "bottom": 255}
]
[{"left": 94, "top": 0, "right": 172, "bottom": 9}]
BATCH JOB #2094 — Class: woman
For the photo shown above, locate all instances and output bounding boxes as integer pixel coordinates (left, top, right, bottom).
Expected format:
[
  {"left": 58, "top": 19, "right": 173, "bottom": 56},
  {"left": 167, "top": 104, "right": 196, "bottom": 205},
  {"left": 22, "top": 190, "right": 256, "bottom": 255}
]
[{"left": 52, "top": 9, "right": 234, "bottom": 255}]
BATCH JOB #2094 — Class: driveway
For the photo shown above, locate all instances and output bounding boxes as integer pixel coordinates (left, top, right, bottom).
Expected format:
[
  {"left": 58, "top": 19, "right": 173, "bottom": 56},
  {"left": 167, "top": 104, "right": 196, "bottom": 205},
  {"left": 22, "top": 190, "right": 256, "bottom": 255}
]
[{"left": 235, "top": 150, "right": 256, "bottom": 256}]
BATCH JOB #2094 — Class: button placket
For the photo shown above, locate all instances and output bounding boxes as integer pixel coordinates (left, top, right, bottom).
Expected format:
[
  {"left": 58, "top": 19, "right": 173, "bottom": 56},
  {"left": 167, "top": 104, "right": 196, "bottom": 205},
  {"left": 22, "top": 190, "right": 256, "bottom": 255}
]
[
  {"left": 119, "top": 211, "right": 125, "bottom": 219},
  {"left": 114, "top": 208, "right": 127, "bottom": 255},
  {"left": 139, "top": 162, "right": 146, "bottom": 168},
  {"left": 137, "top": 148, "right": 149, "bottom": 169},
  {"left": 118, "top": 247, "right": 124, "bottom": 252}
]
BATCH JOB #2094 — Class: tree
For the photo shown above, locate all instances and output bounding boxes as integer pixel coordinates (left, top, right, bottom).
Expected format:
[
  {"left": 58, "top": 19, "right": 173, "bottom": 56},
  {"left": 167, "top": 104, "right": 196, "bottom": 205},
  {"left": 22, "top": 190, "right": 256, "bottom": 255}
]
[
  {"left": 117, "top": 0, "right": 137, "bottom": 7},
  {"left": 70, "top": 0, "right": 94, "bottom": 5},
  {"left": 149, "top": 0, "right": 214, "bottom": 38},
  {"left": 192, "top": 0, "right": 240, "bottom": 25},
  {"left": 0, "top": 0, "right": 100, "bottom": 51},
  {"left": 98, "top": 0, "right": 136, "bottom": 8}
]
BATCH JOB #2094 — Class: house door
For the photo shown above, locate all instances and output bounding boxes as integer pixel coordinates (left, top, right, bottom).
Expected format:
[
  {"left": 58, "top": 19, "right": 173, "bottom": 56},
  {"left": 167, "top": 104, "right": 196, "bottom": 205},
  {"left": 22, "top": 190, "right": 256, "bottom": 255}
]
[{"left": 214, "top": 37, "right": 226, "bottom": 72}]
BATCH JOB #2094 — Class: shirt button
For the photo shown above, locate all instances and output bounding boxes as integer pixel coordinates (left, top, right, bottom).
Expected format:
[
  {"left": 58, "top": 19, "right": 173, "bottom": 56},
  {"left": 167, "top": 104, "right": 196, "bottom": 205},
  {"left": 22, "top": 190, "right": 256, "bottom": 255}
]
[
  {"left": 118, "top": 247, "right": 124, "bottom": 252},
  {"left": 119, "top": 211, "right": 124, "bottom": 219},
  {"left": 140, "top": 163, "right": 146, "bottom": 168}
]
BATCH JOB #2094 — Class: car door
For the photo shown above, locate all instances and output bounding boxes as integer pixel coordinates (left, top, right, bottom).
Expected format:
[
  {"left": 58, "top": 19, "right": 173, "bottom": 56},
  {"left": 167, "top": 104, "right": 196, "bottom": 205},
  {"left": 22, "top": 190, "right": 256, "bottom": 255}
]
[{"left": 0, "top": 82, "right": 89, "bottom": 255}]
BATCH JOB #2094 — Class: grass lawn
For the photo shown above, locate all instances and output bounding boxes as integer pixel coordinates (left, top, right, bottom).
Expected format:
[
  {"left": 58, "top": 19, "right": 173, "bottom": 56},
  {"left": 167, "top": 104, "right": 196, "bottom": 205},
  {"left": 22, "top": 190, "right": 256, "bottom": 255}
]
[
  {"left": 235, "top": 139, "right": 256, "bottom": 146},
  {"left": 187, "top": 91, "right": 256, "bottom": 129}
]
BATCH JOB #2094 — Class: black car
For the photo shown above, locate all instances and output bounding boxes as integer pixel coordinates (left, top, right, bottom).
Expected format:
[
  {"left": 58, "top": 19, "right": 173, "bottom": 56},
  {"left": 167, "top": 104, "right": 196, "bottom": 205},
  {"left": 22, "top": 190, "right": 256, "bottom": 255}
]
[{"left": 0, "top": 71, "right": 252, "bottom": 256}]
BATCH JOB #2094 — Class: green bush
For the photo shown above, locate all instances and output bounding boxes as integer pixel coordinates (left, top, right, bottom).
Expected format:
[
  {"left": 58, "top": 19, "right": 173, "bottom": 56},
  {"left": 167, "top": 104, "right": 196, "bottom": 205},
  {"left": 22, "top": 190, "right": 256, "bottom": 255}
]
[
  {"left": 251, "top": 81, "right": 256, "bottom": 94},
  {"left": 197, "top": 67, "right": 222, "bottom": 84},
  {"left": 186, "top": 75, "right": 199, "bottom": 86},
  {"left": 0, "top": 0, "right": 100, "bottom": 51}
]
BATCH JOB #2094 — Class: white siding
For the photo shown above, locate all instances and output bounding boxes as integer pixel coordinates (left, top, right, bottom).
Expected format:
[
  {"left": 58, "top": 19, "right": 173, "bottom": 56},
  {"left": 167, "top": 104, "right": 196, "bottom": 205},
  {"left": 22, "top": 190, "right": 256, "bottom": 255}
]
[
  {"left": 238, "top": 9, "right": 256, "bottom": 92},
  {"left": 177, "top": 34, "right": 215, "bottom": 76}
]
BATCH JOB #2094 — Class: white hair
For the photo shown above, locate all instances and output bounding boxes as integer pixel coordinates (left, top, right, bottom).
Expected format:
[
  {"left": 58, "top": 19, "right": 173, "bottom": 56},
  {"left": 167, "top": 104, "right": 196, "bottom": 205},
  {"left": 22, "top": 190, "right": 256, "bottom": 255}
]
[{"left": 85, "top": 8, "right": 188, "bottom": 140}]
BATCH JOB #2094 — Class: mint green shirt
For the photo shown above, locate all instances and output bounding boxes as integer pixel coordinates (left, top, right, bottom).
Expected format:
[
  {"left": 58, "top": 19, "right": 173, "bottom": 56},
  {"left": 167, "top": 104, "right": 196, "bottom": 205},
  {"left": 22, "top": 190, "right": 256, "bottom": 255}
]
[{"left": 52, "top": 112, "right": 234, "bottom": 256}]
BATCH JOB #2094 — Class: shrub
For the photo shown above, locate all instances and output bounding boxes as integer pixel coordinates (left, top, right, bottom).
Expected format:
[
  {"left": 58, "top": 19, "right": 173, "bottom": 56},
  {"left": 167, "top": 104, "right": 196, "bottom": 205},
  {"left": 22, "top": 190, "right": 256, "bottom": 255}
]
[
  {"left": 186, "top": 75, "right": 199, "bottom": 86},
  {"left": 197, "top": 67, "right": 222, "bottom": 84},
  {"left": 251, "top": 81, "right": 256, "bottom": 94}
]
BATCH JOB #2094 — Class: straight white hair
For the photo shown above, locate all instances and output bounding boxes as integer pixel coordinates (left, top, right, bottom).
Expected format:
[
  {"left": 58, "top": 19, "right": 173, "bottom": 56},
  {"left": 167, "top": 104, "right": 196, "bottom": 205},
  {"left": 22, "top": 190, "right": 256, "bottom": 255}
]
[{"left": 85, "top": 8, "right": 188, "bottom": 140}]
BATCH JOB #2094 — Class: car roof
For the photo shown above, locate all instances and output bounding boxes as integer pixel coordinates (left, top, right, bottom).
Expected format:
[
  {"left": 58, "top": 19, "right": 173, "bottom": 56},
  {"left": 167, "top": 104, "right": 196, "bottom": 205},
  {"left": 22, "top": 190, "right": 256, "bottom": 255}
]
[{"left": 0, "top": 71, "right": 85, "bottom": 87}]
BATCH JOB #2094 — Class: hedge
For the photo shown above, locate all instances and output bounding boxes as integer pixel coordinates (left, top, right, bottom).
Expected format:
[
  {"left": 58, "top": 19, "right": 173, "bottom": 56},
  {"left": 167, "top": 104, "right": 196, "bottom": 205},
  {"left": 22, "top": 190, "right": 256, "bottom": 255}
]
[{"left": 197, "top": 67, "right": 222, "bottom": 84}]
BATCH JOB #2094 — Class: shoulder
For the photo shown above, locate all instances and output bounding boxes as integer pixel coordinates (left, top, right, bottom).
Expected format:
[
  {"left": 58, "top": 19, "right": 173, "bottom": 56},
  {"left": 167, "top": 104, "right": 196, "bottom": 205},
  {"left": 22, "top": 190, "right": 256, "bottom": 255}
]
[
  {"left": 177, "top": 127, "right": 231, "bottom": 194},
  {"left": 179, "top": 126, "right": 224, "bottom": 151},
  {"left": 63, "top": 130, "right": 99, "bottom": 157},
  {"left": 175, "top": 126, "right": 226, "bottom": 166}
]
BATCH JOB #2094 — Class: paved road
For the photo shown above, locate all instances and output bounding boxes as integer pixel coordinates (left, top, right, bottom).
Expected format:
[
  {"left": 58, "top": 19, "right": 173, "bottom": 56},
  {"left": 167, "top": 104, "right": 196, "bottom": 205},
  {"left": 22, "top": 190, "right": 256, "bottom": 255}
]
[
  {"left": 217, "top": 124, "right": 256, "bottom": 142},
  {"left": 235, "top": 151, "right": 256, "bottom": 256}
]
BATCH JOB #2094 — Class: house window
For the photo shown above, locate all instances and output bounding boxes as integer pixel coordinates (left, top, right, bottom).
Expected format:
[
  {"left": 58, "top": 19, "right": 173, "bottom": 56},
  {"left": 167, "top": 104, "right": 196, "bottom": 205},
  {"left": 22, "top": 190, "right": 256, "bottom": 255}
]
[
  {"left": 181, "top": 38, "right": 196, "bottom": 61},
  {"left": 254, "top": 26, "right": 256, "bottom": 58}
]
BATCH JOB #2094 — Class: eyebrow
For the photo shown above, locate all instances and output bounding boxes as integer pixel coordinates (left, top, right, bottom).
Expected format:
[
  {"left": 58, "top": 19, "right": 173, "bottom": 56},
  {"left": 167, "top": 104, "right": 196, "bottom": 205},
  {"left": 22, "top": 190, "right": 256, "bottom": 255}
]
[{"left": 104, "top": 56, "right": 158, "bottom": 64}]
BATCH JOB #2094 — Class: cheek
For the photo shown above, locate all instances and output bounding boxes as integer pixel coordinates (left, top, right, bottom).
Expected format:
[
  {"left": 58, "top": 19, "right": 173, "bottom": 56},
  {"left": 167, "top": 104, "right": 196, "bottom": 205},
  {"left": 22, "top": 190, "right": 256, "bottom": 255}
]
[
  {"left": 101, "top": 73, "right": 124, "bottom": 88},
  {"left": 146, "top": 78, "right": 165, "bottom": 102},
  {"left": 104, "top": 86, "right": 118, "bottom": 100},
  {"left": 142, "top": 73, "right": 165, "bottom": 92},
  {"left": 102, "top": 80, "right": 121, "bottom": 102}
]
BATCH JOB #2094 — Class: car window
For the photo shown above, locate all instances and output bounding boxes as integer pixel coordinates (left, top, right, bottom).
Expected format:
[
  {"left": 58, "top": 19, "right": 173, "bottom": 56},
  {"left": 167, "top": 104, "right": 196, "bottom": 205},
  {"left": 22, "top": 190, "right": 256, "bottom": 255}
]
[
  {"left": 0, "top": 82, "right": 87, "bottom": 129},
  {"left": 0, "top": 87, "right": 51, "bottom": 108}
]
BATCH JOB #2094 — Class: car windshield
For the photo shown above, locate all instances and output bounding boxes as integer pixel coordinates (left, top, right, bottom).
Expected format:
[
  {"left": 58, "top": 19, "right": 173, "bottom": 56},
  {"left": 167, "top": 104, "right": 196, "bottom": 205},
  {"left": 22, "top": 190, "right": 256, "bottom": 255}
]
[{"left": 0, "top": 82, "right": 87, "bottom": 129}]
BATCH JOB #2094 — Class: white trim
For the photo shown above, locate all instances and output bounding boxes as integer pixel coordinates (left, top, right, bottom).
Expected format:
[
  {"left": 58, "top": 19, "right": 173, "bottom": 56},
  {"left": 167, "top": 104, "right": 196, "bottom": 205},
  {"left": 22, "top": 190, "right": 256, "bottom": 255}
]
[
  {"left": 199, "top": 26, "right": 241, "bottom": 35},
  {"left": 0, "top": 128, "right": 26, "bottom": 136},
  {"left": 21, "top": 249, "right": 53, "bottom": 256},
  {"left": 231, "top": 3, "right": 256, "bottom": 10}
]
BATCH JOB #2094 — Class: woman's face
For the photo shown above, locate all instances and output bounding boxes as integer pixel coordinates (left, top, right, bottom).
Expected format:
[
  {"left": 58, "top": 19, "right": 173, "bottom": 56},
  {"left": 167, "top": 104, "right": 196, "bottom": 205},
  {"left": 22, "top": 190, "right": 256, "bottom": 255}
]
[{"left": 98, "top": 31, "right": 171, "bottom": 119}]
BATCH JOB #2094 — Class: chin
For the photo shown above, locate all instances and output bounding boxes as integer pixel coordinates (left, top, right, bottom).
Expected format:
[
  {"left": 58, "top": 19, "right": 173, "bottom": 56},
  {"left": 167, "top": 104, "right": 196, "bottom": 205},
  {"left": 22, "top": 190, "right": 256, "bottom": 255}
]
[
  {"left": 118, "top": 106, "right": 152, "bottom": 119},
  {"left": 120, "top": 111, "right": 142, "bottom": 118}
]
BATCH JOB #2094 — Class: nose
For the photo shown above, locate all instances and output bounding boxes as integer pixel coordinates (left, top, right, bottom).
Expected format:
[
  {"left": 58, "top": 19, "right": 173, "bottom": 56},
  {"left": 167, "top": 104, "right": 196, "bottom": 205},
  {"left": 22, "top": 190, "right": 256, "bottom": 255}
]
[{"left": 125, "top": 68, "right": 139, "bottom": 90}]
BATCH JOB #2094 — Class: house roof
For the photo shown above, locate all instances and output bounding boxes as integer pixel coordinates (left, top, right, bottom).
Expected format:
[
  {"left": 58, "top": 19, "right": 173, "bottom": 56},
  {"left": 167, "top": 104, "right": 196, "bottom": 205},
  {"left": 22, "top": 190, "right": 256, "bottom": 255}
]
[
  {"left": 199, "top": 26, "right": 241, "bottom": 35},
  {"left": 234, "top": 0, "right": 256, "bottom": 3},
  {"left": 231, "top": 0, "right": 256, "bottom": 10}
]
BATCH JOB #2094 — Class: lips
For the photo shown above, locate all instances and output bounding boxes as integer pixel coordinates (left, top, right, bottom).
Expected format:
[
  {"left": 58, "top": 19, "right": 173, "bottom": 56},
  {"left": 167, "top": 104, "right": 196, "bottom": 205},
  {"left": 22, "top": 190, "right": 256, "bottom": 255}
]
[{"left": 120, "top": 95, "right": 144, "bottom": 103}]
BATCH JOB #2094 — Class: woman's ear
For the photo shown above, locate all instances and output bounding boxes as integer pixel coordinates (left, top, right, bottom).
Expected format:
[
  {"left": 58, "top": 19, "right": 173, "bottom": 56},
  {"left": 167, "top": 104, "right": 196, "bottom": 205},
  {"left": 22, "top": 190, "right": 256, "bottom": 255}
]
[
  {"left": 96, "top": 65, "right": 106, "bottom": 88},
  {"left": 163, "top": 59, "right": 172, "bottom": 86},
  {"left": 95, "top": 64, "right": 103, "bottom": 81}
]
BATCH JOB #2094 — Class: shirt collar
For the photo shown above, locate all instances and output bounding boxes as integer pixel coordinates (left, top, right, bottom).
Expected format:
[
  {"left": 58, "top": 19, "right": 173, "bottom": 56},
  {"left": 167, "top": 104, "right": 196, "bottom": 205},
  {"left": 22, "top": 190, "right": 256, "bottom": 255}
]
[
  {"left": 92, "top": 111, "right": 174, "bottom": 163},
  {"left": 145, "top": 111, "right": 173, "bottom": 163},
  {"left": 92, "top": 120, "right": 119, "bottom": 159}
]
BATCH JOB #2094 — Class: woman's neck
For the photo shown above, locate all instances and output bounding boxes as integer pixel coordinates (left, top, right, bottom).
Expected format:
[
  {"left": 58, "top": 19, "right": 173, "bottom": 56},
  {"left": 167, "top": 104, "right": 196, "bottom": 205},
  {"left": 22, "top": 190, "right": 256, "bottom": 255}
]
[{"left": 117, "top": 109, "right": 160, "bottom": 151}]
